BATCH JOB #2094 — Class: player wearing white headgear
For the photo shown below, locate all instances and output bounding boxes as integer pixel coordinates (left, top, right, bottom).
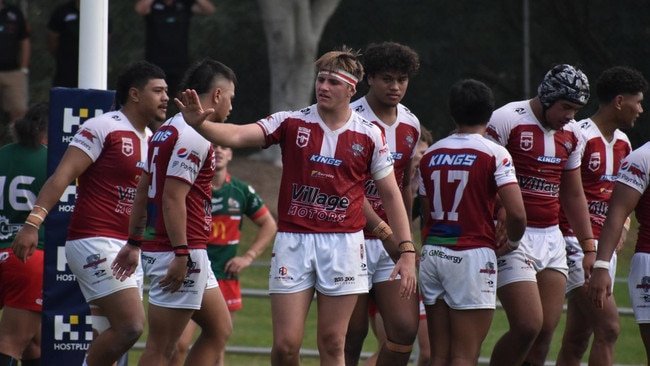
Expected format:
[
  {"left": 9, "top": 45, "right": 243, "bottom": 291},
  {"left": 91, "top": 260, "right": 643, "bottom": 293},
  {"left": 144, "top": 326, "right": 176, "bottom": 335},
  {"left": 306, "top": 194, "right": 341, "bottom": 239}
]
[{"left": 485, "top": 64, "right": 594, "bottom": 366}]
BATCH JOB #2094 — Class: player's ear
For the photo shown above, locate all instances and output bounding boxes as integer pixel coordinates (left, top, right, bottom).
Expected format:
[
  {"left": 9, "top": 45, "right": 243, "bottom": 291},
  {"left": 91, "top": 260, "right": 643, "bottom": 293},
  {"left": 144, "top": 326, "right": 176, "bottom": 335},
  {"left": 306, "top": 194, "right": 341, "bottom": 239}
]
[
  {"left": 129, "top": 86, "right": 139, "bottom": 103},
  {"left": 212, "top": 87, "right": 222, "bottom": 104}
]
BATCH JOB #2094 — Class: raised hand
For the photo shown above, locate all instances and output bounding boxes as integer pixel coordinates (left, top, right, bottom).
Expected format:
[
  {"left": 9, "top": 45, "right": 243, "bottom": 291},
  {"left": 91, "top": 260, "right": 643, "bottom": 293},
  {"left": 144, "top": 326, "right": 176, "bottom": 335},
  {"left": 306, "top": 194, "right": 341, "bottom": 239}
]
[{"left": 174, "top": 89, "right": 215, "bottom": 127}]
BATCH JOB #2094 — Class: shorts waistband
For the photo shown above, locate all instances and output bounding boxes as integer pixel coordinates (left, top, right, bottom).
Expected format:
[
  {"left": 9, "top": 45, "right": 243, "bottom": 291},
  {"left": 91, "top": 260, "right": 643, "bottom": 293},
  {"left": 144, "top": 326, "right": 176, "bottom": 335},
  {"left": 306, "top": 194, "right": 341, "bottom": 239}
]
[{"left": 525, "top": 224, "right": 560, "bottom": 234}]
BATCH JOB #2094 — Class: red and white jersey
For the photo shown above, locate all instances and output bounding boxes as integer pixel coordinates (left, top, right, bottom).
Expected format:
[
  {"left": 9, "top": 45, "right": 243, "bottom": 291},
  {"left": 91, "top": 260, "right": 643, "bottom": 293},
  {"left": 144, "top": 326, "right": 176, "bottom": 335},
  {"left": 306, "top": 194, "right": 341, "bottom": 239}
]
[
  {"left": 350, "top": 97, "right": 421, "bottom": 237},
  {"left": 559, "top": 119, "right": 631, "bottom": 237},
  {"left": 616, "top": 142, "right": 650, "bottom": 254},
  {"left": 67, "top": 111, "right": 151, "bottom": 240},
  {"left": 257, "top": 104, "right": 393, "bottom": 233},
  {"left": 486, "top": 100, "right": 583, "bottom": 228},
  {"left": 418, "top": 133, "right": 517, "bottom": 250},
  {"left": 142, "top": 114, "right": 215, "bottom": 251}
]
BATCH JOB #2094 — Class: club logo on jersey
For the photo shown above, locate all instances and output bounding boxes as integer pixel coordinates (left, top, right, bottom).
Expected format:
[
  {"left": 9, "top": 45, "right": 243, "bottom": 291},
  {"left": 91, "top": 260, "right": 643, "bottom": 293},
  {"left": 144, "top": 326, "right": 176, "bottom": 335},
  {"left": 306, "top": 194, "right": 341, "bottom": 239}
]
[
  {"left": 588, "top": 152, "right": 601, "bottom": 172},
  {"left": 309, "top": 154, "right": 342, "bottom": 166},
  {"left": 351, "top": 143, "right": 365, "bottom": 157},
  {"left": 520, "top": 131, "right": 533, "bottom": 151},
  {"left": 296, "top": 126, "right": 310, "bottom": 148},
  {"left": 279, "top": 266, "right": 288, "bottom": 276},
  {"left": 405, "top": 134, "right": 415, "bottom": 149},
  {"left": 353, "top": 104, "right": 365, "bottom": 113},
  {"left": 121, "top": 137, "right": 134, "bottom": 157},
  {"left": 228, "top": 197, "right": 240, "bottom": 212}
]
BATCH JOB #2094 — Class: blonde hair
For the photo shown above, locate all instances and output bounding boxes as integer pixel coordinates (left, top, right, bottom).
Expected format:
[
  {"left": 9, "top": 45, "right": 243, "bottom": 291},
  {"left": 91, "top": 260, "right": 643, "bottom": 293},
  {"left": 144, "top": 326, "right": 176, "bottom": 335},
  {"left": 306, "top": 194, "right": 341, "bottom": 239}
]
[{"left": 314, "top": 46, "right": 364, "bottom": 83}]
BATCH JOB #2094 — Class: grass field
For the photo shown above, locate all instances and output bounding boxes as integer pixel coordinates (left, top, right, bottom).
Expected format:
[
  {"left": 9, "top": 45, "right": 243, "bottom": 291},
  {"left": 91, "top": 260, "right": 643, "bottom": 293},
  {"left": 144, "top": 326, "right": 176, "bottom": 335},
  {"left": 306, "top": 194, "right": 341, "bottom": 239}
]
[{"left": 123, "top": 216, "right": 648, "bottom": 366}]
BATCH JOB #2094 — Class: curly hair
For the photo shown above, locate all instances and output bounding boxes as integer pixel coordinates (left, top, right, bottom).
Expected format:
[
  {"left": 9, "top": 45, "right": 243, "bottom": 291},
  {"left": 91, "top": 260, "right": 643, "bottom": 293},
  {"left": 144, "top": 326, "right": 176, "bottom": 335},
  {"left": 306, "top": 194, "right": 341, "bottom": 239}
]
[
  {"left": 361, "top": 42, "right": 420, "bottom": 78},
  {"left": 595, "top": 66, "right": 648, "bottom": 103}
]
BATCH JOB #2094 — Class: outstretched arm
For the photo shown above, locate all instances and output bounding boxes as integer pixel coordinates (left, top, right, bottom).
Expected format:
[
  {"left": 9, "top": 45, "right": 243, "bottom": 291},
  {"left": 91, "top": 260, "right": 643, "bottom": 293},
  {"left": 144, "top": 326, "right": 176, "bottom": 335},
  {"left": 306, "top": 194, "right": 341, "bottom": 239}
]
[{"left": 175, "top": 89, "right": 266, "bottom": 148}]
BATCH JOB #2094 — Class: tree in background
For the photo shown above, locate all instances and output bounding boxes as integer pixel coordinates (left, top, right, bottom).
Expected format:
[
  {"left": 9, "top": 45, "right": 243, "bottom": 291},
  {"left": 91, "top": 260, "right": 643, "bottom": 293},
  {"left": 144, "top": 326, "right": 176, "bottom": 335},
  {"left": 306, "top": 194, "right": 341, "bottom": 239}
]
[{"left": 251, "top": 0, "right": 341, "bottom": 165}]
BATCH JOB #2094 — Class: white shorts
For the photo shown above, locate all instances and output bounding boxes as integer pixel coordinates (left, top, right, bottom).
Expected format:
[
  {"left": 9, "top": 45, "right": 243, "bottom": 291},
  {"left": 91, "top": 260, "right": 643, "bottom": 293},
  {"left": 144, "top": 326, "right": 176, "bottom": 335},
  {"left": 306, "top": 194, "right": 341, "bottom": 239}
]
[
  {"left": 497, "top": 225, "right": 568, "bottom": 288},
  {"left": 365, "top": 238, "right": 398, "bottom": 288},
  {"left": 269, "top": 232, "right": 369, "bottom": 296},
  {"left": 66, "top": 237, "right": 144, "bottom": 302},
  {"left": 419, "top": 245, "right": 497, "bottom": 310},
  {"left": 628, "top": 252, "right": 650, "bottom": 324},
  {"left": 565, "top": 236, "right": 617, "bottom": 293},
  {"left": 141, "top": 249, "right": 218, "bottom": 310}
]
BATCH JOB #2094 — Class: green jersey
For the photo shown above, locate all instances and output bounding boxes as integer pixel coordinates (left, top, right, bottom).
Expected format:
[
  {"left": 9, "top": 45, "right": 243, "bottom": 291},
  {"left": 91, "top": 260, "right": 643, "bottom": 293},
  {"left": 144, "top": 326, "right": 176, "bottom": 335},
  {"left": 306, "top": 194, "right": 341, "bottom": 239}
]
[
  {"left": 207, "top": 173, "right": 268, "bottom": 280},
  {"left": 0, "top": 143, "right": 47, "bottom": 249}
]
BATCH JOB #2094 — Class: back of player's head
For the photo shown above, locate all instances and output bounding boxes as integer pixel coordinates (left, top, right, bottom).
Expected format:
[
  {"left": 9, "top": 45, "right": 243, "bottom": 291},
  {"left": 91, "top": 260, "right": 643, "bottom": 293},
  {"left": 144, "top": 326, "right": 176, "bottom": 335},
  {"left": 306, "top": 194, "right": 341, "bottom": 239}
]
[
  {"left": 538, "top": 64, "right": 590, "bottom": 108},
  {"left": 448, "top": 79, "right": 494, "bottom": 127},
  {"left": 115, "top": 61, "right": 166, "bottom": 108},
  {"left": 362, "top": 42, "right": 420, "bottom": 78},
  {"left": 13, "top": 102, "right": 49, "bottom": 148},
  {"left": 180, "top": 58, "right": 237, "bottom": 96},
  {"left": 315, "top": 46, "right": 364, "bottom": 86},
  {"left": 595, "top": 66, "right": 648, "bottom": 103}
]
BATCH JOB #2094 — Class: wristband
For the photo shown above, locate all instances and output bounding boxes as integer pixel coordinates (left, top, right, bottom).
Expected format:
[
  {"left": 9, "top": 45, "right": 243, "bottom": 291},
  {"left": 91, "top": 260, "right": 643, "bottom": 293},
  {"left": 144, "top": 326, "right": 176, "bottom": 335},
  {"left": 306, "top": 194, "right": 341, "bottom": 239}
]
[
  {"left": 33, "top": 205, "right": 49, "bottom": 215},
  {"left": 24, "top": 220, "right": 39, "bottom": 229},
  {"left": 593, "top": 259, "right": 610, "bottom": 270},
  {"left": 127, "top": 238, "right": 142, "bottom": 248},
  {"left": 579, "top": 238, "right": 596, "bottom": 253},
  {"left": 624, "top": 217, "right": 631, "bottom": 231},
  {"left": 507, "top": 239, "right": 520, "bottom": 251},
  {"left": 400, "top": 250, "right": 416, "bottom": 256},
  {"left": 398, "top": 240, "right": 416, "bottom": 253},
  {"left": 24, "top": 215, "right": 42, "bottom": 229},
  {"left": 372, "top": 221, "right": 393, "bottom": 241},
  {"left": 29, "top": 212, "right": 45, "bottom": 222},
  {"left": 173, "top": 245, "right": 190, "bottom": 257}
]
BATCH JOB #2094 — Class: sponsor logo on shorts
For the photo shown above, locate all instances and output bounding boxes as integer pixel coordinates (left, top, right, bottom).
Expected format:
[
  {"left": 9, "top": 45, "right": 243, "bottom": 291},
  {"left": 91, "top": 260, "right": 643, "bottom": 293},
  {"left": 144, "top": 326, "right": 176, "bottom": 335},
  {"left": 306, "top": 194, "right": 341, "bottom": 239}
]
[
  {"left": 141, "top": 253, "right": 156, "bottom": 265},
  {"left": 82, "top": 254, "right": 106, "bottom": 269},
  {"left": 425, "top": 249, "right": 462, "bottom": 264},
  {"left": 272, "top": 266, "right": 294, "bottom": 282},
  {"left": 333, "top": 276, "right": 356, "bottom": 285},
  {"left": 479, "top": 261, "right": 496, "bottom": 275}
]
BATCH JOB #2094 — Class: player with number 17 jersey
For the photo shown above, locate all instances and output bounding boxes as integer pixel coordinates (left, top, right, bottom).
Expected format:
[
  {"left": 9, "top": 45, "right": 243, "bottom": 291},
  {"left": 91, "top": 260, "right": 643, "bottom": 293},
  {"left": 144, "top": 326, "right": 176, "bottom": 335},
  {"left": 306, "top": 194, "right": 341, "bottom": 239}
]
[
  {"left": 257, "top": 105, "right": 393, "bottom": 233},
  {"left": 142, "top": 115, "right": 215, "bottom": 251},
  {"left": 418, "top": 133, "right": 518, "bottom": 249}
]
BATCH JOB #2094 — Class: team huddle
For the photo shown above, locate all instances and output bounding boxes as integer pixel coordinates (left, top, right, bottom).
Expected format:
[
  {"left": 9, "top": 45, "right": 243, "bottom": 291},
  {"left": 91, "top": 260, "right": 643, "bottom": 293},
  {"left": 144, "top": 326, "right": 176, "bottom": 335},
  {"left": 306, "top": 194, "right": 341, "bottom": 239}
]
[{"left": 1, "top": 40, "right": 649, "bottom": 366}]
